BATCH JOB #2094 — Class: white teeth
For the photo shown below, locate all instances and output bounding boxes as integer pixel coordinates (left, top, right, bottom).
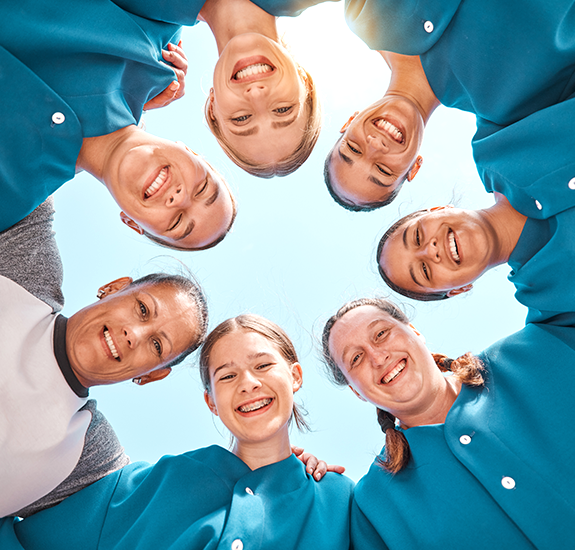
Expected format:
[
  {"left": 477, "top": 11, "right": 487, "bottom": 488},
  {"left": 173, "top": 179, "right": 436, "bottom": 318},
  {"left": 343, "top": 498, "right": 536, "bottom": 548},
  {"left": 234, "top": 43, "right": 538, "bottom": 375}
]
[
  {"left": 448, "top": 230, "right": 460, "bottom": 263},
  {"left": 238, "top": 398, "right": 272, "bottom": 413},
  {"left": 144, "top": 167, "right": 168, "bottom": 198},
  {"left": 103, "top": 329, "right": 120, "bottom": 360},
  {"left": 382, "top": 360, "right": 406, "bottom": 384},
  {"left": 234, "top": 63, "right": 273, "bottom": 80},
  {"left": 374, "top": 118, "right": 404, "bottom": 143}
]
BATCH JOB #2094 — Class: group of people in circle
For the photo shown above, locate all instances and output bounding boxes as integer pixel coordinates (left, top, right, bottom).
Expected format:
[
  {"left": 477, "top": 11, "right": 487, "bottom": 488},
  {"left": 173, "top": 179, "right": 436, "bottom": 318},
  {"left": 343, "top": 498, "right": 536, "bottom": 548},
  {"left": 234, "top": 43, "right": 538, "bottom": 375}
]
[{"left": 1, "top": 0, "right": 574, "bottom": 548}]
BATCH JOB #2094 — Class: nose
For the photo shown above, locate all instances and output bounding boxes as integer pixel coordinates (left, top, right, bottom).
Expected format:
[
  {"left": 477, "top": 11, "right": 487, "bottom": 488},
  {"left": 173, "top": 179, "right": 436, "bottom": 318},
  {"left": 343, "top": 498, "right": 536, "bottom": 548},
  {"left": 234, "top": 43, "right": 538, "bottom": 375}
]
[
  {"left": 238, "top": 370, "right": 262, "bottom": 393},
  {"left": 367, "top": 347, "right": 390, "bottom": 370},
  {"left": 419, "top": 237, "right": 440, "bottom": 263},
  {"left": 165, "top": 185, "right": 189, "bottom": 208},
  {"left": 366, "top": 134, "right": 388, "bottom": 152},
  {"left": 244, "top": 83, "right": 268, "bottom": 99},
  {"left": 123, "top": 325, "right": 148, "bottom": 349}
]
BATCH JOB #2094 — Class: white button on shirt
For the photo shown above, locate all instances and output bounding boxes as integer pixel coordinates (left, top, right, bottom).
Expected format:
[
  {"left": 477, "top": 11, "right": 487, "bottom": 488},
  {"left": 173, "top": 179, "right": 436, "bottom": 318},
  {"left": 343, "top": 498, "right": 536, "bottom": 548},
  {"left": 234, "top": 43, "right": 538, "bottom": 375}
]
[
  {"left": 51, "top": 112, "right": 65, "bottom": 125},
  {"left": 245, "top": 487, "right": 254, "bottom": 496},
  {"left": 232, "top": 539, "right": 243, "bottom": 550},
  {"left": 459, "top": 435, "right": 472, "bottom": 445},
  {"left": 568, "top": 177, "right": 575, "bottom": 190},
  {"left": 424, "top": 20, "right": 434, "bottom": 33},
  {"left": 535, "top": 199, "right": 542, "bottom": 210},
  {"left": 501, "top": 476, "right": 516, "bottom": 490}
]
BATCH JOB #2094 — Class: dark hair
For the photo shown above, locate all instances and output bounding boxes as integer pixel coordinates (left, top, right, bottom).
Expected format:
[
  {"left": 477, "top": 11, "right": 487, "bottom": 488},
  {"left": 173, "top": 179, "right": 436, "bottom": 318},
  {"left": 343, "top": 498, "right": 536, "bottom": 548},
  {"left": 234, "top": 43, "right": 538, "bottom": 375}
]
[
  {"left": 199, "top": 314, "right": 310, "bottom": 431},
  {"left": 130, "top": 273, "right": 208, "bottom": 368},
  {"left": 376, "top": 210, "right": 450, "bottom": 301},
  {"left": 321, "top": 297, "right": 484, "bottom": 473},
  {"left": 323, "top": 137, "right": 405, "bottom": 212},
  {"left": 206, "top": 67, "right": 321, "bottom": 178},
  {"left": 142, "top": 190, "right": 238, "bottom": 252}
]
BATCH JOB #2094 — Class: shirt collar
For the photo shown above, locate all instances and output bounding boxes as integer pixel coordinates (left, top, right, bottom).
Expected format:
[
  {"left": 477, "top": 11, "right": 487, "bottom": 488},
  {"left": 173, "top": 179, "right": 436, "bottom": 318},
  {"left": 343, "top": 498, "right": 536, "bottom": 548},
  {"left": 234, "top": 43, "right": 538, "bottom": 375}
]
[{"left": 53, "top": 314, "right": 89, "bottom": 398}]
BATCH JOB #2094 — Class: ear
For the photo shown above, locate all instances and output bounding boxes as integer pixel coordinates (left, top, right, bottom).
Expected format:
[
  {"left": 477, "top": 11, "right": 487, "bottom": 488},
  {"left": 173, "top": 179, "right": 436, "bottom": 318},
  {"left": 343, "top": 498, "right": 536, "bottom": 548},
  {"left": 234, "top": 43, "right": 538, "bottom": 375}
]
[
  {"left": 120, "top": 212, "right": 144, "bottom": 235},
  {"left": 135, "top": 367, "right": 171, "bottom": 386},
  {"left": 409, "top": 323, "right": 426, "bottom": 343},
  {"left": 446, "top": 283, "right": 473, "bottom": 297},
  {"left": 406, "top": 155, "right": 423, "bottom": 182},
  {"left": 291, "top": 362, "right": 303, "bottom": 393},
  {"left": 97, "top": 276, "right": 133, "bottom": 299},
  {"left": 426, "top": 204, "right": 454, "bottom": 213},
  {"left": 340, "top": 111, "right": 359, "bottom": 133},
  {"left": 208, "top": 88, "right": 216, "bottom": 121},
  {"left": 348, "top": 385, "right": 367, "bottom": 402},
  {"left": 204, "top": 390, "right": 218, "bottom": 416}
]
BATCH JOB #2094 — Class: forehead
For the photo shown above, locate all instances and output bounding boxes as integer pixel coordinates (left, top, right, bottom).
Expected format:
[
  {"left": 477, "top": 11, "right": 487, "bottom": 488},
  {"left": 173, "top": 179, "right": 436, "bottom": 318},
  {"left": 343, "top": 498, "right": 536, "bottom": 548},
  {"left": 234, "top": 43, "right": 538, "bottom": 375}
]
[
  {"left": 328, "top": 145, "right": 397, "bottom": 206},
  {"left": 209, "top": 330, "right": 281, "bottom": 366},
  {"left": 330, "top": 306, "right": 396, "bottom": 351}
]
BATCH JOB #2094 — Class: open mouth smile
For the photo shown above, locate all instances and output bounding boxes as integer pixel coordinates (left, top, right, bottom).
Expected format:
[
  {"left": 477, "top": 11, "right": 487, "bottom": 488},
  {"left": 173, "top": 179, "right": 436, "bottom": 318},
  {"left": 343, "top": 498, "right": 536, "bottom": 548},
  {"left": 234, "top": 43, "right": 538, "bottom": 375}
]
[
  {"left": 381, "top": 359, "right": 406, "bottom": 384},
  {"left": 237, "top": 397, "right": 273, "bottom": 414},
  {"left": 103, "top": 327, "right": 120, "bottom": 362},
  {"left": 448, "top": 229, "right": 461, "bottom": 264},
  {"left": 144, "top": 166, "right": 169, "bottom": 199},
  {"left": 234, "top": 63, "right": 274, "bottom": 81},
  {"left": 373, "top": 118, "right": 404, "bottom": 144}
]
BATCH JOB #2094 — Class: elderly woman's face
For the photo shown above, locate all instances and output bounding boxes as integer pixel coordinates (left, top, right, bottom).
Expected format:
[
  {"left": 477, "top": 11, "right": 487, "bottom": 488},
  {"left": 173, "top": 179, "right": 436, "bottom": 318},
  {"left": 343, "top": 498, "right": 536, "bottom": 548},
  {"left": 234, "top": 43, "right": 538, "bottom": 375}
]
[
  {"left": 328, "top": 95, "right": 425, "bottom": 208},
  {"left": 380, "top": 207, "right": 496, "bottom": 297},
  {"left": 66, "top": 280, "right": 198, "bottom": 386},
  {"left": 211, "top": 33, "right": 308, "bottom": 165},
  {"left": 204, "top": 330, "right": 302, "bottom": 446},
  {"left": 105, "top": 137, "right": 235, "bottom": 249},
  {"left": 328, "top": 305, "right": 436, "bottom": 418}
]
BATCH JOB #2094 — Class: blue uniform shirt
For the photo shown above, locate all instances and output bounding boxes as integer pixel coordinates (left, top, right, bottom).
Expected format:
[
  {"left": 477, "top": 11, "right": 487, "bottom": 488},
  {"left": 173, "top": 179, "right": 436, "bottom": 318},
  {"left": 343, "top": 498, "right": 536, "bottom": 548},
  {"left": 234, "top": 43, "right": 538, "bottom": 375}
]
[
  {"left": 1, "top": 445, "right": 354, "bottom": 550},
  {"left": 351, "top": 324, "right": 575, "bottom": 550}
]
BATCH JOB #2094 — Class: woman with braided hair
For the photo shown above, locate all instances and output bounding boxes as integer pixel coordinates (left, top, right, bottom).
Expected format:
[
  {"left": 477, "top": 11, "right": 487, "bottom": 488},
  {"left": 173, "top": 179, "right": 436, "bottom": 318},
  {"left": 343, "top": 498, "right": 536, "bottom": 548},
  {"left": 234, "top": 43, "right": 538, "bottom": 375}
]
[{"left": 322, "top": 298, "right": 575, "bottom": 549}]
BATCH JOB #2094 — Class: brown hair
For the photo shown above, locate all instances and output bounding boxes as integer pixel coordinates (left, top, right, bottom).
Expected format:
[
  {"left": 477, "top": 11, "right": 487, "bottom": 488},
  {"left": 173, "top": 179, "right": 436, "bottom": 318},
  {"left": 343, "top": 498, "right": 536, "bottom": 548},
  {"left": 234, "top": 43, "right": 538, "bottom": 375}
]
[
  {"left": 376, "top": 210, "right": 451, "bottom": 301},
  {"left": 322, "top": 298, "right": 484, "bottom": 473},
  {"left": 205, "top": 66, "right": 321, "bottom": 178},
  {"left": 199, "top": 314, "right": 310, "bottom": 431}
]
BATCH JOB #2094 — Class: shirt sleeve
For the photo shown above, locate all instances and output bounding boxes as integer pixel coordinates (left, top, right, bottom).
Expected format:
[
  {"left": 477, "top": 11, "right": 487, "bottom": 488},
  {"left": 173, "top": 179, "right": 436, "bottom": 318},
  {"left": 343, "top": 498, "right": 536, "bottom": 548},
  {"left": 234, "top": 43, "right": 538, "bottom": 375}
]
[
  {"left": 0, "top": 198, "right": 64, "bottom": 312},
  {"left": 13, "top": 400, "right": 130, "bottom": 518}
]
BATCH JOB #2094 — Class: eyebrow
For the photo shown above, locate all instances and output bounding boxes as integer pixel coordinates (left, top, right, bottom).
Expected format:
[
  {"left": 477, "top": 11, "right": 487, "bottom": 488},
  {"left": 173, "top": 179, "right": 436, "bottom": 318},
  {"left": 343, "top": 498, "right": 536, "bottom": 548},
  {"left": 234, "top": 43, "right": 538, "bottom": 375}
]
[
  {"left": 338, "top": 149, "right": 353, "bottom": 165},
  {"left": 338, "top": 149, "right": 394, "bottom": 188},
  {"left": 228, "top": 126, "right": 259, "bottom": 137},
  {"left": 174, "top": 220, "right": 195, "bottom": 242},
  {"left": 206, "top": 183, "right": 220, "bottom": 206},
  {"left": 402, "top": 227, "right": 424, "bottom": 288},
  {"left": 142, "top": 292, "right": 173, "bottom": 356},
  {"left": 340, "top": 319, "right": 383, "bottom": 367},
  {"left": 211, "top": 352, "right": 274, "bottom": 377},
  {"left": 272, "top": 115, "right": 297, "bottom": 129}
]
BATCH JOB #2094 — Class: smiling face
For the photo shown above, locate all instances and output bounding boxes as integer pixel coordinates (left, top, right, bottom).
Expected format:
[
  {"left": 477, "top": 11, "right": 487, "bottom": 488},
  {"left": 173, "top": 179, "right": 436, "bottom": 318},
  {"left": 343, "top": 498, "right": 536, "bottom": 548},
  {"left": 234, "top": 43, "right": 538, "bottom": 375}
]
[
  {"left": 210, "top": 33, "right": 308, "bottom": 165},
  {"left": 204, "top": 329, "right": 302, "bottom": 447},
  {"left": 104, "top": 134, "right": 235, "bottom": 249},
  {"left": 379, "top": 207, "right": 498, "bottom": 297},
  {"left": 328, "top": 305, "right": 437, "bottom": 419},
  {"left": 328, "top": 95, "right": 425, "bottom": 207},
  {"left": 66, "top": 281, "right": 198, "bottom": 387}
]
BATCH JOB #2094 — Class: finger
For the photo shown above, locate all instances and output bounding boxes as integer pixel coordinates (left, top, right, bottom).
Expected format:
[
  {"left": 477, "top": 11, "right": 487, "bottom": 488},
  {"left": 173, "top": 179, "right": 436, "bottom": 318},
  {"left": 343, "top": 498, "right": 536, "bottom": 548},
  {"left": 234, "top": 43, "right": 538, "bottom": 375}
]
[
  {"left": 313, "top": 460, "right": 328, "bottom": 481},
  {"left": 326, "top": 464, "right": 346, "bottom": 474},
  {"left": 291, "top": 445, "right": 304, "bottom": 457},
  {"left": 142, "top": 83, "right": 178, "bottom": 111},
  {"left": 303, "top": 454, "right": 319, "bottom": 474},
  {"left": 164, "top": 44, "right": 188, "bottom": 73},
  {"left": 171, "top": 71, "right": 185, "bottom": 99}
]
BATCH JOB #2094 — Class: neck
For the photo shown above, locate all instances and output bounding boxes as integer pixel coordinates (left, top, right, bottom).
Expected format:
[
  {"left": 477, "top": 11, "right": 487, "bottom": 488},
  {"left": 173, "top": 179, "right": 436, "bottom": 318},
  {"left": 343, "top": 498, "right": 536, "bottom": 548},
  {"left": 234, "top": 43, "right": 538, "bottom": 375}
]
[
  {"left": 379, "top": 51, "right": 440, "bottom": 124},
  {"left": 479, "top": 193, "right": 528, "bottom": 265},
  {"left": 199, "top": 0, "right": 278, "bottom": 54},
  {"left": 399, "top": 375, "right": 461, "bottom": 429},
  {"left": 76, "top": 125, "right": 137, "bottom": 183},
  {"left": 232, "top": 429, "right": 292, "bottom": 470}
]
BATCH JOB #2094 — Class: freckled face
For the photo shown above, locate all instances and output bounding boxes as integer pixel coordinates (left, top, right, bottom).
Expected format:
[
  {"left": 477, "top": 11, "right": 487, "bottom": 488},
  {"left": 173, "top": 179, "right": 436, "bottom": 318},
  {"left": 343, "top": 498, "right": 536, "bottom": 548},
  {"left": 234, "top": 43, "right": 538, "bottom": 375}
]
[
  {"left": 380, "top": 208, "right": 497, "bottom": 295},
  {"left": 205, "top": 330, "right": 302, "bottom": 446},
  {"left": 329, "top": 95, "right": 425, "bottom": 207},
  {"left": 328, "top": 305, "right": 436, "bottom": 418},
  {"left": 66, "top": 283, "right": 198, "bottom": 385},
  {"left": 211, "top": 33, "right": 307, "bottom": 164},
  {"left": 104, "top": 136, "right": 234, "bottom": 249}
]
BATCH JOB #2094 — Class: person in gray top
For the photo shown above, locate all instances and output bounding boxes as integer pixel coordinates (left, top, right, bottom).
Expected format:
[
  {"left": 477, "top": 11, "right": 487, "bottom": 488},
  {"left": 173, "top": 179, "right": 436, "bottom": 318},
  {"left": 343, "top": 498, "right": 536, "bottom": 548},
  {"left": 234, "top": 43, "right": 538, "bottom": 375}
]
[{"left": 0, "top": 198, "right": 208, "bottom": 517}]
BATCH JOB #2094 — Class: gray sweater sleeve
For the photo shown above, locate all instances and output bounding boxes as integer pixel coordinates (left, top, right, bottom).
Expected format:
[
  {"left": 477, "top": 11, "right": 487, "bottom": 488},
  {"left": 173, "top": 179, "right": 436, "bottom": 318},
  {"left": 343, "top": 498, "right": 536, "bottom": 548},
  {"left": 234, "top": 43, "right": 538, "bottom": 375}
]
[
  {"left": 0, "top": 197, "right": 64, "bottom": 312},
  {"left": 14, "top": 400, "right": 131, "bottom": 518}
]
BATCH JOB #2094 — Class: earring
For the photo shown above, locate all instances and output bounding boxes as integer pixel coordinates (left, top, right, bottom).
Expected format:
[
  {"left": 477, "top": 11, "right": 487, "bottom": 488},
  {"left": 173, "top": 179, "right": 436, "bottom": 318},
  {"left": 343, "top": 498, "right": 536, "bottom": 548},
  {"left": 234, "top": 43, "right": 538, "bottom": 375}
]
[
  {"left": 96, "top": 289, "right": 105, "bottom": 299},
  {"left": 132, "top": 377, "right": 142, "bottom": 385}
]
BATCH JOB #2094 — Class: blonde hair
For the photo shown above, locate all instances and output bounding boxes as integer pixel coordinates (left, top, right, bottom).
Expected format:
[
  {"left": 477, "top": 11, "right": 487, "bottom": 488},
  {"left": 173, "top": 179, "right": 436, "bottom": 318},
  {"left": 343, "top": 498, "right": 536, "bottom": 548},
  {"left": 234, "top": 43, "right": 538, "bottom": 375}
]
[{"left": 205, "top": 66, "right": 321, "bottom": 178}]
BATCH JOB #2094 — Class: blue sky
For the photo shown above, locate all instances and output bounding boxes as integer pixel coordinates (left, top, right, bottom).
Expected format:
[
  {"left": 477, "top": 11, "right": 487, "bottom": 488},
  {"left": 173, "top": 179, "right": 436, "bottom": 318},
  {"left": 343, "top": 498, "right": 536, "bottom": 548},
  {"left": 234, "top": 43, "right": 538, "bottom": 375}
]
[{"left": 54, "top": 2, "right": 527, "bottom": 482}]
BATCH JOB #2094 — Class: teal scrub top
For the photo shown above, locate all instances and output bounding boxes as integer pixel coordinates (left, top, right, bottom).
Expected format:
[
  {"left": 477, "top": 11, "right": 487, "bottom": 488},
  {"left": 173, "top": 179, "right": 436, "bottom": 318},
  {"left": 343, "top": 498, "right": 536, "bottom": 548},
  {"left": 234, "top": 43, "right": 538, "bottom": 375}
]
[
  {"left": 0, "top": 0, "right": 183, "bottom": 233},
  {"left": 343, "top": 0, "right": 575, "bottom": 126},
  {"left": 0, "top": 445, "right": 354, "bottom": 550},
  {"left": 351, "top": 323, "right": 575, "bottom": 550}
]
